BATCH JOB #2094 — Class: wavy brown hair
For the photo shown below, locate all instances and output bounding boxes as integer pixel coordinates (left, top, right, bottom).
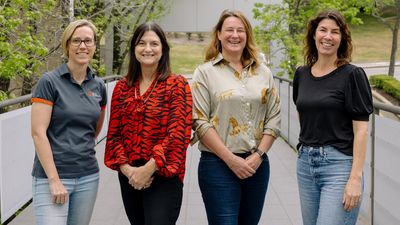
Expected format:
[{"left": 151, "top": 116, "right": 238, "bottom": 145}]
[
  {"left": 205, "top": 9, "right": 260, "bottom": 70},
  {"left": 126, "top": 22, "right": 171, "bottom": 86},
  {"left": 304, "top": 9, "right": 353, "bottom": 67}
]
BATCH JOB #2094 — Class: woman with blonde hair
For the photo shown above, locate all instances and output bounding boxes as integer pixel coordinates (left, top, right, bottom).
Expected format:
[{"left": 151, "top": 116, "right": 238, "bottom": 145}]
[
  {"left": 191, "top": 9, "right": 281, "bottom": 225},
  {"left": 31, "top": 19, "right": 107, "bottom": 225}
]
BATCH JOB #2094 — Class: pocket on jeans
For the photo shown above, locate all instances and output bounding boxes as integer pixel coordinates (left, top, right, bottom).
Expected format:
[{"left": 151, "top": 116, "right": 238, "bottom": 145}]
[
  {"left": 297, "top": 145, "right": 303, "bottom": 159},
  {"left": 325, "top": 147, "right": 353, "bottom": 163}
]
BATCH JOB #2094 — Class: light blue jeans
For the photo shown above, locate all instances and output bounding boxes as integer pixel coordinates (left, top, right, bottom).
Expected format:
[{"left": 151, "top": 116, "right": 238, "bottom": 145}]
[
  {"left": 297, "top": 145, "right": 362, "bottom": 225},
  {"left": 32, "top": 172, "right": 99, "bottom": 225}
]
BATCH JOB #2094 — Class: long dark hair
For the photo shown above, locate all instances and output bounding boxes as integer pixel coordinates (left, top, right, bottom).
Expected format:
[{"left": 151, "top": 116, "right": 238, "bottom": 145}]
[
  {"left": 126, "top": 22, "right": 171, "bottom": 86},
  {"left": 304, "top": 9, "right": 353, "bottom": 67}
]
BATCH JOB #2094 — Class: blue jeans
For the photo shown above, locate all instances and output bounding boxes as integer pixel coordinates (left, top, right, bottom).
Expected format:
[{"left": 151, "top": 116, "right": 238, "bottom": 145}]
[
  {"left": 297, "top": 145, "right": 362, "bottom": 225},
  {"left": 32, "top": 172, "right": 99, "bottom": 225},
  {"left": 198, "top": 151, "right": 270, "bottom": 225}
]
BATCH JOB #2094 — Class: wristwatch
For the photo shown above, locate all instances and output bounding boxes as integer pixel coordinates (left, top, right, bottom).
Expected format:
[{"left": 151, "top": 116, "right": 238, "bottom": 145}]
[{"left": 251, "top": 147, "right": 267, "bottom": 160}]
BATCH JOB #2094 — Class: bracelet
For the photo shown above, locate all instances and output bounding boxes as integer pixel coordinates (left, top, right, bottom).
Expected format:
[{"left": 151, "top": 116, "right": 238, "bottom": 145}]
[{"left": 251, "top": 147, "right": 267, "bottom": 160}]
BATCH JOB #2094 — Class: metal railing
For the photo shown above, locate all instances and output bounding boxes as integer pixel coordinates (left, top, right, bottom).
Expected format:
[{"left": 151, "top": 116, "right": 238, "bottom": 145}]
[{"left": 0, "top": 75, "right": 121, "bottom": 113}]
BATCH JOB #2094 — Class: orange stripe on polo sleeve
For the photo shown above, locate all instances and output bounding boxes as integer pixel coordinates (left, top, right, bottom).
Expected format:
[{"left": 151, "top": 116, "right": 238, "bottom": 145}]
[{"left": 31, "top": 98, "right": 54, "bottom": 106}]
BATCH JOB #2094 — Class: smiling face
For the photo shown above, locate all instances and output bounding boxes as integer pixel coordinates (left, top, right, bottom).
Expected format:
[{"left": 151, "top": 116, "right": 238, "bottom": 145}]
[
  {"left": 134, "top": 30, "right": 162, "bottom": 71},
  {"left": 67, "top": 26, "right": 96, "bottom": 66},
  {"left": 315, "top": 18, "right": 341, "bottom": 58},
  {"left": 217, "top": 16, "right": 247, "bottom": 58}
]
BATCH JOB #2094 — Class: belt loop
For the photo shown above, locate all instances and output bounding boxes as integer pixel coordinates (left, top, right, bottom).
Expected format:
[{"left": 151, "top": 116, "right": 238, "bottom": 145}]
[{"left": 319, "top": 146, "right": 323, "bottom": 155}]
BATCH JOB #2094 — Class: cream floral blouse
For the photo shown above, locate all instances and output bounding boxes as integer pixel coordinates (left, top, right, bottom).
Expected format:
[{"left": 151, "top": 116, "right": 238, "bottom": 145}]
[{"left": 192, "top": 53, "right": 281, "bottom": 153}]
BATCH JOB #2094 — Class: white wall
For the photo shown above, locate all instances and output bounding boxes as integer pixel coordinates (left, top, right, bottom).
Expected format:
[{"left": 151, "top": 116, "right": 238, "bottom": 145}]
[
  {"left": 0, "top": 106, "right": 34, "bottom": 223},
  {"left": 159, "top": 0, "right": 282, "bottom": 32}
]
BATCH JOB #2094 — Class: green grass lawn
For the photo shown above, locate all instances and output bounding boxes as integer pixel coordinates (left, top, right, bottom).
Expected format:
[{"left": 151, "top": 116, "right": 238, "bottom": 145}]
[
  {"left": 169, "top": 15, "right": 400, "bottom": 74},
  {"left": 351, "top": 15, "right": 400, "bottom": 63},
  {"left": 170, "top": 41, "right": 206, "bottom": 74}
]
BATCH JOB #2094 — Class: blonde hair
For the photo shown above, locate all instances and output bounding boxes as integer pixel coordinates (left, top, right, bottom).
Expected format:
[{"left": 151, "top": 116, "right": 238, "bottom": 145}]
[
  {"left": 205, "top": 9, "right": 260, "bottom": 69},
  {"left": 61, "top": 19, "right": 97, "bottom": 58}
]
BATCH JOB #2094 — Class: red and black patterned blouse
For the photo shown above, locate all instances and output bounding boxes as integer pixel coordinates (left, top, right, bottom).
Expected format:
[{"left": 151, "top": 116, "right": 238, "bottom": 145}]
[{"left": 104, "top": 74, "right": 192, "bottom": 182}]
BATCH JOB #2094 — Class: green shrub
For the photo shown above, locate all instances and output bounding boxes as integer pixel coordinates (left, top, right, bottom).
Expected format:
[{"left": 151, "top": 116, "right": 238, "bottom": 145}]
[{"left": 369, "top": 75, "right": 400, "bottom": 100}]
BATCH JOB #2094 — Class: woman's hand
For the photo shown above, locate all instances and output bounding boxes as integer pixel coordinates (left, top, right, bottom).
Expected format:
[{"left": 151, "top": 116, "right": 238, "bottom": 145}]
[
  {"left": 121, "top": 160, "right": 157, "bottom": 190},
  {"left": 225, "top": 154, "right": 256, "bottom": 179},
  {"left": 49, "top": 178, "right": 68, "bottom": 204},
  {"left": 343, "top": 176, "right": 362, "bottom": 211},
  {"left": 245, "top": 153, "right": 263, "bottom": 171},
  {"left": 128, "top": 165, "right": 154, "bottom": 190}
]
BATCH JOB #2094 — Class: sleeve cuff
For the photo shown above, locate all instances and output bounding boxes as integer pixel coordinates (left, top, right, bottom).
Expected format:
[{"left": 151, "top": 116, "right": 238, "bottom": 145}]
[
  {"left": 191, "top": 122, "right": 213, "bottom": 145},
  {"left": 152, "top": 145, "right": 166, "bottom": 169},
  {"left": 352, "top": 114, "right": 370, "bottom": 121},
  {"left": 101, "top": 105, "right": 106, "bottom": 111},
  {"left": 32, "top": 97, "right": 53, "bottom": 106},
  {"left": 263, "top": 128, "right": 280, "bottom": 139}
]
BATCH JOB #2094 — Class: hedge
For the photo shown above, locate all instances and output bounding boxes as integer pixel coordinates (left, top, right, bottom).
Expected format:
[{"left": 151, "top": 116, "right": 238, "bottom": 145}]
[{"left": 369, "top": 75, "right": 400, "bottom": 101}]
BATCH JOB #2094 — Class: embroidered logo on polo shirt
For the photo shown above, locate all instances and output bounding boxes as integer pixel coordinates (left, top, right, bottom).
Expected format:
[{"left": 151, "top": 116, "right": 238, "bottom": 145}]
[{"left": 87, "top": 90, "right": 101, "bottom": 98}]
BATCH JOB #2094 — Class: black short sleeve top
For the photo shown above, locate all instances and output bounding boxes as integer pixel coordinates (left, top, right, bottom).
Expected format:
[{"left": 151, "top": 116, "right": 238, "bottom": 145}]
[{"left": 292, "top": 64, "right": 373, "bottom": 155}]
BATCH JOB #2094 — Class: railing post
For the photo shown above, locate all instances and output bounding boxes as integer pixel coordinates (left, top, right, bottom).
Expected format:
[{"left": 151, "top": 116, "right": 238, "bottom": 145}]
[
  {"left": 370, "top": 109, "right": 378, "bottom": 225},
  {"left": 287, "top": 82, "right": 291, "bottom": 144}
]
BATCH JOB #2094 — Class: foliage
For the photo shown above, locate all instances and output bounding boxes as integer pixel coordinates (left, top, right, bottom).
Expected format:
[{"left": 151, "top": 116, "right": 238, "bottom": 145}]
[
  {"left": 0, "top": 0, "right": 171, "bottom": 102},
  {"left": 0, "top": 89, "right": 7, "bottom": 101},
  {"left": 253, "top": 0, "right": 372, "bottom": 77},
  {"left": 73, "top": 0, "right": 171, "bottom": 75},
  {"left": 0, "top": 0, "right": 56, "bottom": 100},
  {"left": 370, "top": 74, "right": 400, "bottom": 100}
]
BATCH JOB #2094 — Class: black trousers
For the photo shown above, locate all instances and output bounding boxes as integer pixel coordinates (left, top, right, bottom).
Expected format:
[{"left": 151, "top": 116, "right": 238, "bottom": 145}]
[{"left": 118, "top": 173, "right": 183, "bottom": 225}]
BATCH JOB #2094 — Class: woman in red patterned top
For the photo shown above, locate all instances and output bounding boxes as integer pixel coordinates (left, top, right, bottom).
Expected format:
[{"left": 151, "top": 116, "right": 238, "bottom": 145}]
[{"left": 104, "top": 22, "right": 192, "bottom": 225}]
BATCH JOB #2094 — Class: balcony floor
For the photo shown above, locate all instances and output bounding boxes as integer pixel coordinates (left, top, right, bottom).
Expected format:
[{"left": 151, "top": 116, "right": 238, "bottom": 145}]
[{"left": 9, "top": 138, "right": 369, "bottom": 225}]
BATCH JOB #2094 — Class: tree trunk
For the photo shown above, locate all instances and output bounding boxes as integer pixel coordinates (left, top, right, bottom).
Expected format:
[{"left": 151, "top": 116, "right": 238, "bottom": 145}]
[{"left": 389, "top": 0, "right": 400, "bottom": 77}]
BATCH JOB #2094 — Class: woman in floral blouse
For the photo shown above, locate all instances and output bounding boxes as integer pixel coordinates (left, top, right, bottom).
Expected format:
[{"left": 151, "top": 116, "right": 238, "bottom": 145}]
[
  {"left": 104, "top": 22, "right": 192, "bottom": 225},
  {"left": 191, "top": 9, "right": 281, "bottom": 225}
]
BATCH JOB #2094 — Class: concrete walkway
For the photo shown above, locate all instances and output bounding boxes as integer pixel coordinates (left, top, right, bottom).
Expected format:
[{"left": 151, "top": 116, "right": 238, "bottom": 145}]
[
  {"left": 356, "top": 61, "right": 400, "bottom": 80},
  {"left": 8, "top": 138, "right": 369, "bottom": 225}
]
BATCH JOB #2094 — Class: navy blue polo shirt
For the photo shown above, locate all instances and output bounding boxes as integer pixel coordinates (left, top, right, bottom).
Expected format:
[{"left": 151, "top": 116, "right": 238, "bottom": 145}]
[{"left": 32, "top": 63, "right": 107, "bottom": 178}]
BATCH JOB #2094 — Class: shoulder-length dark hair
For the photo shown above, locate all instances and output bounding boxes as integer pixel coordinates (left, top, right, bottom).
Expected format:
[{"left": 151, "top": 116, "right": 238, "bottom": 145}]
[
  {"left": 205, "top": 9, "right": 260, "bottom": 70},
  {"left": 126, "top": 22, "right": 170, "bottom": 86},
  {"left": 304, "top": 9, "right": 353, "bottom": 67}
]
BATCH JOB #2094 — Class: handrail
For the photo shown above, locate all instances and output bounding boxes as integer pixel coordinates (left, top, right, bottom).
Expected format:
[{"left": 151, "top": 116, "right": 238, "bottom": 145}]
[
  {"left": 0, "top": 75, "right": 122, "bottom": 112},
  {"left": 273, "top": 76, "right": 400, "bottom": 115}
]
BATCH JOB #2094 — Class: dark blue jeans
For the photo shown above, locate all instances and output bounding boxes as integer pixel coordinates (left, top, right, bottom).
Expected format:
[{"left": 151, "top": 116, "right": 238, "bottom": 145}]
[{"left": 198, "top": 151, "right": 270, "bottom": 225}]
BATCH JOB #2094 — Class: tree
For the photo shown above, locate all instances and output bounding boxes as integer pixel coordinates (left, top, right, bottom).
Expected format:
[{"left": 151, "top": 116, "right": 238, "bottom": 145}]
[
  {"left": 0, "top": 0, "right": 56, "bottom": 101},
  {"left": 72, "top": 0, "right": 170, "bottom": 75},
  {"left": 0, "top": 0, "right": 171, "bottom": 102},
  {"left": 253, "top": 0, "right": 372, "bottom": 77},
  {"left": 370, "top": 0, "right": 400, "bottom": 77}
]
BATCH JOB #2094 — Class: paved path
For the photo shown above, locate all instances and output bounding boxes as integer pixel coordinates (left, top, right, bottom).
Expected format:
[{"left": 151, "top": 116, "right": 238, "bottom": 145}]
[
  {"left": 356, "top": 62, "right": 400, "bottom": 80},
  {"left": 8, "top": 138, "right": 369, "bottom": 225}
]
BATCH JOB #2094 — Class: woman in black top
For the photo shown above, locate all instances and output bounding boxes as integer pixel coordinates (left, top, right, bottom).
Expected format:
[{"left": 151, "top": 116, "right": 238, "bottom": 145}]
[{"left": 293, "top": 10, "right": 373, "bottom": 225}]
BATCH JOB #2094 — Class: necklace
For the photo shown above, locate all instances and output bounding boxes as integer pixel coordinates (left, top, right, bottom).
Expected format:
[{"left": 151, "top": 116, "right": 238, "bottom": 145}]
[{"left": 134, "top": 78, "right": 159, "bottom": 112}]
